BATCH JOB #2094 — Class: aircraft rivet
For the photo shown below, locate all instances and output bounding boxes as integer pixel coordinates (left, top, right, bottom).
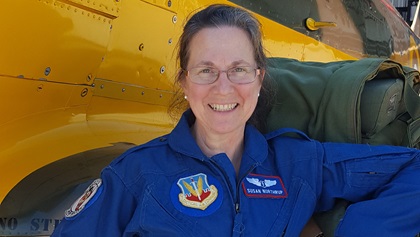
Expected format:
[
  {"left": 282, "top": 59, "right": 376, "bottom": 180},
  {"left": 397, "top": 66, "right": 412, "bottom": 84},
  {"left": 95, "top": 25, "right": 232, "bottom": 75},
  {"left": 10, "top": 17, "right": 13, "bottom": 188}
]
[
  {"left": 139, "top": 43, "right": 144, "bottom": 51},
  {"left": 81, "top": 88, "right": 89, "bottom": 97},
  {"left": 168, "top": 0, "right": 172, "bottom": 7},
  {"left": 160, "top": 66, "right": 166, "bottom": 74},
  {"left": 44, "top": 67, "right": 51, "bottom": 76},
  {"left": 172, "top": 15, "right": 177, "bottom": 24},
  {"left": 87, "top": 74, "right": 92, "bottom": 81},
  {"left": 122, "top": 88, "right": 126, "bottom": 92},
  {"left": 168, "top": 38, "right": 172, "bottom": 44},
  {"left": 100, "top": 84, "right": 104, "bottom": 89},
  {"left": 37, "top": 84, "right": 43, "bottom": 91},
  {"left": 141, "top": 91, "right": 145, "bottom": 95}
]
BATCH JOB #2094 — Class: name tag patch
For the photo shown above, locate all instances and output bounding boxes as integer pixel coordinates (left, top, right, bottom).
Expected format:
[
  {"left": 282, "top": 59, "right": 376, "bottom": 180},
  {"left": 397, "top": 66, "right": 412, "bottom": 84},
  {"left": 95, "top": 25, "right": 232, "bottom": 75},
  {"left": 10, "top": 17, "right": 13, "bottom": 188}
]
[{"left": 242, "top": 173, "right": 287, "bottom": 198}]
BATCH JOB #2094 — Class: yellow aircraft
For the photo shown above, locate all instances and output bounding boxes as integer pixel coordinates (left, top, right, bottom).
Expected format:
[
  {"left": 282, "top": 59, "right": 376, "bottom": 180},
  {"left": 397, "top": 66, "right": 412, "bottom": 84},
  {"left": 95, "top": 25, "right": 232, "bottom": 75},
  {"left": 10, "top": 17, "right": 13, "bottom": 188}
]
[{"left": 0, "top": 0, "right": 419, "bottom": 235}]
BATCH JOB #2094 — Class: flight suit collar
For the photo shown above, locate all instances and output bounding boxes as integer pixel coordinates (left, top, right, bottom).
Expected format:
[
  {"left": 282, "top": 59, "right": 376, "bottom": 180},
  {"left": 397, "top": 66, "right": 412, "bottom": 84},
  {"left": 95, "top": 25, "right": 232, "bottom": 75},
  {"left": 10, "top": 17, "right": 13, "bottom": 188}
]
[{"left": 168, "top": 109, "right": 268, "bottom": 164}]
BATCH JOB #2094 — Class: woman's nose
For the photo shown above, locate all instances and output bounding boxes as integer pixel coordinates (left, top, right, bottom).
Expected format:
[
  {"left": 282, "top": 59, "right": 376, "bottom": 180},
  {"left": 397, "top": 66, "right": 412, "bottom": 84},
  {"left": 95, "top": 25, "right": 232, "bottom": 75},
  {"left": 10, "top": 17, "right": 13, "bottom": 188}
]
[{"left": 213, "top": 71, "right": 235, "bottom": 94}]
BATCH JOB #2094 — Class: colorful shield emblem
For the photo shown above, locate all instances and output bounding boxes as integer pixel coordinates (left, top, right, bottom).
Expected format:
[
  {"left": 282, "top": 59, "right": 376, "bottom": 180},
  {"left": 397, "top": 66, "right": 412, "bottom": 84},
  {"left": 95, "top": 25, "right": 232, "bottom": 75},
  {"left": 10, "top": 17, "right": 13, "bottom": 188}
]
[
  {"left": 177, "top": 173, "right": 218, "bottom": 210},
  {"left": 65, "top": 178, "right": 103, "bottom": 219}
]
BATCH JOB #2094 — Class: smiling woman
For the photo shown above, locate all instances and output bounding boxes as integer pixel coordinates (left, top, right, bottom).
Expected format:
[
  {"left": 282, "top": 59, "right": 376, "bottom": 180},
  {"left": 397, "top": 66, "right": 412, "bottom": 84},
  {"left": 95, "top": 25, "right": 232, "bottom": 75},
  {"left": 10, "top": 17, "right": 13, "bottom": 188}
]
[
  {"left": 169, "top": 4, "right": 274, "bottom": 133},
  {"left": 51, "top": 4, "right": 420, "bottom": 237},
  {"left": 180, "top": 26, "right": 263, "bottom": 171}
]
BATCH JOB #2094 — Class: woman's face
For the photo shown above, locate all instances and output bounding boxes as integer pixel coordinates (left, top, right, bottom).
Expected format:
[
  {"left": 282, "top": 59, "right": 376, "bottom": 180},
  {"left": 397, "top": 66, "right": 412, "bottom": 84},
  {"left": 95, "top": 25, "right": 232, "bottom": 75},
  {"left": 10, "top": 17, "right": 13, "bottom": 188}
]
[{"left": 182, "top": 26, "right": 264, "bottom": 135}]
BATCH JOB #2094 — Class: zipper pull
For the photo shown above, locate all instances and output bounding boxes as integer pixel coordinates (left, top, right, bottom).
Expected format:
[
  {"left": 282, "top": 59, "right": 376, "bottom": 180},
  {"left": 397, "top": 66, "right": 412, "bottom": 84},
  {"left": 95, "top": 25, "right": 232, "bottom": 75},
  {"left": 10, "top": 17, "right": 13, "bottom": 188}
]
[
  {"left": 235, "top": 202, "right": 240, "bottom": 213},
  {"left": 233, "top": 208, "right": 244, "bottom": 236}
]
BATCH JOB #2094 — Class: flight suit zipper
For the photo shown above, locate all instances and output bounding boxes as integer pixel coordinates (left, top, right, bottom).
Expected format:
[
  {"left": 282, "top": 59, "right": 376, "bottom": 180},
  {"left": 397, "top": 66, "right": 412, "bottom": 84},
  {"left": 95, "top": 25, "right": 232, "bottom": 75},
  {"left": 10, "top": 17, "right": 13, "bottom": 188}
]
[
  {"left": 207, "top": 159, "right": 258, "bottom": 236},
  {"left": 208, "top": 159, "right": 258, "bottom": 212},
  {"left": 234, "top": 164, "right": 257, "bottom": 213}
]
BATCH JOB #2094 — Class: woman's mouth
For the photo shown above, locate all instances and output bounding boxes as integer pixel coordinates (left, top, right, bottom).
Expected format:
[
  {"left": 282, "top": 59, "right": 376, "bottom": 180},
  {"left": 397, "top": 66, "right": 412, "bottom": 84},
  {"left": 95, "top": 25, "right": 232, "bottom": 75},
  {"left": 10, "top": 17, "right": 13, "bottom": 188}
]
[{"left": 209, "top": 103, "right": 238, "bottom": 112}]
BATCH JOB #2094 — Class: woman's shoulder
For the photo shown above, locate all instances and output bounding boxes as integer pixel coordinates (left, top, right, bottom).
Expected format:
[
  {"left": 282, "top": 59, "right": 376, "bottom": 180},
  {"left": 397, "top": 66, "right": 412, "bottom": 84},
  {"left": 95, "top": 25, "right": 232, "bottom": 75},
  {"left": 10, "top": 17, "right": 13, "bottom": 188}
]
[
  {"left": 265, "top": 127, "right": 319, "bottom": 149},
  {"left": 106, "top": 135, "right": 181, "bottom": 181},
  {"left": 264, "top": 127, "right": 322, "bottom": 161},
  {"left": 113, "top": 135, "right": 169, "bottom": 161},
  {"left": 265, "top": 127, "right": 312, "bottom": 141}
]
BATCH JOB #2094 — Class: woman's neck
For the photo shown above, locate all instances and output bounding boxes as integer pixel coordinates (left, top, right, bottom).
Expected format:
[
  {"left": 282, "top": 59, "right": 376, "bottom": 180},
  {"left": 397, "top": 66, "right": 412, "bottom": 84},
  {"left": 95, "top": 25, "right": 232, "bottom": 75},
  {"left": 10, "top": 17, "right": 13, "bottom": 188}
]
[{"left": 191, "top": 123, "right": 244, "bottom": 174}]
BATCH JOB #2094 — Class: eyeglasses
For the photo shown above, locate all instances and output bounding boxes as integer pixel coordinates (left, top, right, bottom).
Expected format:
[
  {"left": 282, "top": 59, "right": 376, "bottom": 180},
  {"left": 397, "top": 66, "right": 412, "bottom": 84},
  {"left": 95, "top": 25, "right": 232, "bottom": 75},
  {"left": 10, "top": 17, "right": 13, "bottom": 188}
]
[{"left": 184, "top": 66, "right": 261, "bottom": 85}]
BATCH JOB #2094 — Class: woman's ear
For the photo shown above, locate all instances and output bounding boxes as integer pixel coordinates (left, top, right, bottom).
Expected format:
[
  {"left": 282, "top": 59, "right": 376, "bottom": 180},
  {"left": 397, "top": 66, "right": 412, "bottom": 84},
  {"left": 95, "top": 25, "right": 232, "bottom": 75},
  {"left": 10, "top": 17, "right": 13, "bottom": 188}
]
[
  {"left": 178, "top": 69, "right": 187, "bottom": 88},
  {"left": 260, "top": 69, "right": 266, "bottom": 82},
  {"left": 180, "top": 80, "right": 187, "bottom": 94},
  {"left": 179, "top": 73, "right": 189, "bottom": 99}
]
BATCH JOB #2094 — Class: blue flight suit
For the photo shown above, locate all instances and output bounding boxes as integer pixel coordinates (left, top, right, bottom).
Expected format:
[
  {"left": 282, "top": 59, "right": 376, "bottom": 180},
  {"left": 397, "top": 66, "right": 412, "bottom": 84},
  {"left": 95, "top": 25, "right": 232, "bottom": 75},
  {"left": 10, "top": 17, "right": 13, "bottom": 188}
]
[{"left": 52, "top": 110, "right": 420, "bottom": 236}]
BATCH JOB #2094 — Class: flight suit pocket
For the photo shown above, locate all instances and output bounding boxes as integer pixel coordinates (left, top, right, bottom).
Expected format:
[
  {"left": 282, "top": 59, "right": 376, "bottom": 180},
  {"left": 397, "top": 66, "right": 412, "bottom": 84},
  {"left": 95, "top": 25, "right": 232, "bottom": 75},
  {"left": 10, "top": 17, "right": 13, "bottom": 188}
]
[
  {"left": 139, "top": 186, "right": 197, "bottom": 237},
  {"left": 345, "top": 156, "right": 409, "bottom": 189},
  {"left": 267, "top": 177, "right": 316, "bottom": 236}
]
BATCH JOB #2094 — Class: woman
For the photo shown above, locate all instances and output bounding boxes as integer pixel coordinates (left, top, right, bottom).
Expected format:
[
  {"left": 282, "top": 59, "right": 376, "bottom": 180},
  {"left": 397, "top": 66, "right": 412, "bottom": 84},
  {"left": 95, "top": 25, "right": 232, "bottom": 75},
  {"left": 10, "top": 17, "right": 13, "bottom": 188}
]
[{"left": 52, "top": 4, "right": 420, "bottom": 236}]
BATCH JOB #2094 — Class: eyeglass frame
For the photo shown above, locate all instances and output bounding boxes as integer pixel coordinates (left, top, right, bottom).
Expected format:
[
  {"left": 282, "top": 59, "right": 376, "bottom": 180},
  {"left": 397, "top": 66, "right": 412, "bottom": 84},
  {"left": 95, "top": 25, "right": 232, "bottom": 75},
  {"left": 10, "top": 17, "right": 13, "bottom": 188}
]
[{"left": 183, "top": 66, "right": 262, "bottom": 85}]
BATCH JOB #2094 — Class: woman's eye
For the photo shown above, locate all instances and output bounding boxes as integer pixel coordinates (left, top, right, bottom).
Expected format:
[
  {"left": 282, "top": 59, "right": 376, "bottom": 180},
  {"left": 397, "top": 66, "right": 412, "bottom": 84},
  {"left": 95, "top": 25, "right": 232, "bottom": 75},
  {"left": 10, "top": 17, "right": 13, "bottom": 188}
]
[
  {"left": 200, "top": 68, "right": 212, "bottom": 73},
  {"left": 232, "top": 67, "right": 251, "bottom": 73}
]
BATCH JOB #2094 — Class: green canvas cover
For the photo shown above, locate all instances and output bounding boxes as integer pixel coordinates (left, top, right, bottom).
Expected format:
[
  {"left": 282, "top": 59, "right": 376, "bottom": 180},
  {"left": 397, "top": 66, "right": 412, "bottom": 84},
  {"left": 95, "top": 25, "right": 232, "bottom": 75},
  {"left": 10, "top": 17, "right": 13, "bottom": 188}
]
[
  {"left": 266, "top": 57, "right": 420, "bottom": 148},
  {"left": 265, "top": 57, "right": 420, "bottom": 236}
]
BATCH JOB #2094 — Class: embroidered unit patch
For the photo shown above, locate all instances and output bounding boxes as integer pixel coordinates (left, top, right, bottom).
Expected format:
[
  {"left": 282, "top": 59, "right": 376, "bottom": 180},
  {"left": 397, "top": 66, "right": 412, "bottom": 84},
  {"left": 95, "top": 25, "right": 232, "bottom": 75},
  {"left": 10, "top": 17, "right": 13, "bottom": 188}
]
[
  {"left": 65, "top": 178, "right": 103, "bottom": 219},
  {"left": 242, "top": 173, "right": 288, "bottom": 198},
  {"left": 171, "top": 173, "right": 223, "bottom": 217}
]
